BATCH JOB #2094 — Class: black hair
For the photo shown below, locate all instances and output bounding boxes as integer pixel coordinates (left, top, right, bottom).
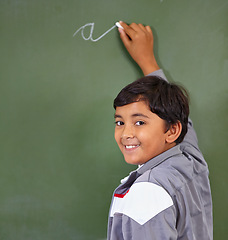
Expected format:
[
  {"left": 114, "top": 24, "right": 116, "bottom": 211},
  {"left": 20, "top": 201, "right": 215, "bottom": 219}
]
[{"left": 113, "top": 76, "right": 189, "bottom": 144}]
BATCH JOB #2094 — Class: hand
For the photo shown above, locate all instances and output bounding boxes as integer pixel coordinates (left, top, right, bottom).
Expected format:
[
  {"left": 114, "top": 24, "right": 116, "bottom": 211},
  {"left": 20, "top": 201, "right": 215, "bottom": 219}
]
[{"left": 118, "top": 21, "right": 160, "bottom": 75}]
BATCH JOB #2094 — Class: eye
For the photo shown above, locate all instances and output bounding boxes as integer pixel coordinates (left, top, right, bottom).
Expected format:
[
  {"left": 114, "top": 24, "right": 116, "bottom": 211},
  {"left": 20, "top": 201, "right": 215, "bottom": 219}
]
[
  {"left": 115, "top": 121, "right": 124, "bottom": 126},
  {"left": 135, "top": 121, "right": 145, "bottom": 126}
]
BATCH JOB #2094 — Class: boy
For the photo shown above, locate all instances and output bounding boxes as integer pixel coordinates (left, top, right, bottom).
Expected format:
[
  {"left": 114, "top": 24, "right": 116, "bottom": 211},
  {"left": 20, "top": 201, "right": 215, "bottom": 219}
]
[{"left": 107, "top": 22, "right": 213, "bottom": 240}]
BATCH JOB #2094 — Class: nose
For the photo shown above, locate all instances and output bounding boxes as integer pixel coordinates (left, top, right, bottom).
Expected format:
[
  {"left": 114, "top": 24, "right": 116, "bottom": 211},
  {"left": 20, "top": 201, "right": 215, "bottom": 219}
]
[{"left": 121, "top": 124, "right": 135, "bottom": 140}]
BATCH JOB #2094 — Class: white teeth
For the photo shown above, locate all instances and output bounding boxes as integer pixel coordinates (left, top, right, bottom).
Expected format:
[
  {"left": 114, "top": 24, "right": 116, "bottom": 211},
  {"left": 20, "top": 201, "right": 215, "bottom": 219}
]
[{"left": 125, "top": 145, "right": 139, "bottom": 149}]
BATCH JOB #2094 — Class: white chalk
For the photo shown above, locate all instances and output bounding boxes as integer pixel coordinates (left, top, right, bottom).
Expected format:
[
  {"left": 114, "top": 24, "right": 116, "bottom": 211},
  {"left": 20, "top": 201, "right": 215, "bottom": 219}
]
[{"left": 115, "top": 22, "right": 124, "bottom": 29}]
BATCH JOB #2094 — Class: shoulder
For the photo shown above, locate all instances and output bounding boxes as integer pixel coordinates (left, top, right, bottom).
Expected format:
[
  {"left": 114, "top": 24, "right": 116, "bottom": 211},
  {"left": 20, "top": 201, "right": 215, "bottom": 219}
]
[
  {"left": 135, "top": 153, "right": 192, "bottom": 197},
  {"left": 138, "top": 150, "right": 209, "bottom": 197}
]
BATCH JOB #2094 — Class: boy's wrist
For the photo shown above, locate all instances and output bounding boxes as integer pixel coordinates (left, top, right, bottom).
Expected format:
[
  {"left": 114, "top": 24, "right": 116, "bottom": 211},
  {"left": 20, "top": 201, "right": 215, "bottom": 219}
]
[{"left": 140, "top": 62, "right": 160, "bottom": 76}]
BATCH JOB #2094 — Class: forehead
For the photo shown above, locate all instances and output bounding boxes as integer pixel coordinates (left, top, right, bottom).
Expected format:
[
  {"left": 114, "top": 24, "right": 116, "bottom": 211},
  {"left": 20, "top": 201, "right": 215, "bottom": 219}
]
[{"left": 115, "top": 101, "right": 151, "bottom": 117}]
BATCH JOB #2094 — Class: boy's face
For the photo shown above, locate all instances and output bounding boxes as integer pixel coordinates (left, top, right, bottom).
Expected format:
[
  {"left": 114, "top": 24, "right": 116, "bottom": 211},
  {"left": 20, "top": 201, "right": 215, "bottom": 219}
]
[{"left": 114, "top": 101, "right": 171, "bottom": 165}]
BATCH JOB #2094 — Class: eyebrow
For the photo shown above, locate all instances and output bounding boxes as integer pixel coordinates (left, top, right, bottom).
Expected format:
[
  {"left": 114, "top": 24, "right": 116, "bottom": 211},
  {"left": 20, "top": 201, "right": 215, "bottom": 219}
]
[
  {"left": 114, "top": 114, "right": 122, "bottom": 119},
  {"left": 114, "top": 113, "right": 149, "bottom": 119},
  {"left": 132, "top": 113, "right": 149, "bottom": 118}
]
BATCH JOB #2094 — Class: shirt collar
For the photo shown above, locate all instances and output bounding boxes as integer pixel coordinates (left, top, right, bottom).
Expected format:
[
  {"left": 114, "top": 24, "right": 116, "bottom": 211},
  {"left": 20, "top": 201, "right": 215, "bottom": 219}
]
[{"left": 137, "top": 145, "right": 182, "bottom": 175}]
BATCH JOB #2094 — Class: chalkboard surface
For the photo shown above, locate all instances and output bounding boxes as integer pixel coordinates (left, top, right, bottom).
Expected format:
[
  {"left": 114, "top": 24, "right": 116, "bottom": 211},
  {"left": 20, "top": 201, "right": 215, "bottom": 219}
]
[{"left": 0, "top": 0, "right": 227, "bottom": 239}]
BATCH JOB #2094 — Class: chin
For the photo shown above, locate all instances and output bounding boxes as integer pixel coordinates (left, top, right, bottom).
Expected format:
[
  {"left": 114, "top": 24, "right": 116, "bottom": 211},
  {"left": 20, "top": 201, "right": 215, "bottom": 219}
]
[{"left": 124, "top": 158, "right": 144, "bottom": 165}]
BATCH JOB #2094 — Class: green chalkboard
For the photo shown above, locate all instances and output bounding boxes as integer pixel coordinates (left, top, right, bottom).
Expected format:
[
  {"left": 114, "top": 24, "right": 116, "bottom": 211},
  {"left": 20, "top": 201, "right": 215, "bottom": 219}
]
[{"left": 0, "top": 0, "right": 227, "bottom": 239}]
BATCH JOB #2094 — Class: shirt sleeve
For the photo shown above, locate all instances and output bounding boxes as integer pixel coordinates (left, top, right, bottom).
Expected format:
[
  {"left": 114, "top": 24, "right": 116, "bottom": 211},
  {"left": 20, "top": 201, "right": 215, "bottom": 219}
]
[{"left": 147, "top": 69, "right": 168, "bottom": 82}]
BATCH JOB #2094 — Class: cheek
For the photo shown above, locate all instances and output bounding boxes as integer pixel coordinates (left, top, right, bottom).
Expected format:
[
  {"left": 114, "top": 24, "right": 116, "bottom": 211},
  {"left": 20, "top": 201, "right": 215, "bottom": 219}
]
[
  {"left": 138, "top": 128, "right": 165, "bottom": 148},
  {"left": 136, "top": 130, "right": 150, "bottom": 143}
]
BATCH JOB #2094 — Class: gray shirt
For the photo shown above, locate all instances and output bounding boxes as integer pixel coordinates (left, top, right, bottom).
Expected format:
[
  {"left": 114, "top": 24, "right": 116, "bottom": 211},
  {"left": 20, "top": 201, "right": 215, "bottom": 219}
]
[{"left": 107, "top": 70, "right": 213, "bottom": 240}]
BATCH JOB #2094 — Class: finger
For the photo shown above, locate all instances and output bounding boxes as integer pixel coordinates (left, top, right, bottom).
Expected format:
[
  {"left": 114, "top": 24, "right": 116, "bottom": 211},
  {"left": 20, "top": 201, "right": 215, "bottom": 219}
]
[
  {"left": 119, "top": 21, "right": 136, "bottom": 39},
  {"left": 145, "top": 25, "right": 153, "bottom": 34},
  {"left": 138, "top": 23, "right": 147, "bottom": 32},
  {"left": 118, "top": 27, "right": 131, "bottom": 48},
  {"left": 129, "top": 22, "right": 142, "bottom": 32}
]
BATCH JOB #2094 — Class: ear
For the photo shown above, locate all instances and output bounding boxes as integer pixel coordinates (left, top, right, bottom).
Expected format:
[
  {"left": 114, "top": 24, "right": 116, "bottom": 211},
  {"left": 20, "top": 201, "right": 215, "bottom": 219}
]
[{"left": 165, "top": 121, "right": 182, "bottom": 144}]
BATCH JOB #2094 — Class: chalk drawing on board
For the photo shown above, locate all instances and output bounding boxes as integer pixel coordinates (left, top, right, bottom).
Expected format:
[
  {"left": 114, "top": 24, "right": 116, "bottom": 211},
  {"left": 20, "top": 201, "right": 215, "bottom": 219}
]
[{"left": 73, "top": 23, "right": 116, "bottom": 42}]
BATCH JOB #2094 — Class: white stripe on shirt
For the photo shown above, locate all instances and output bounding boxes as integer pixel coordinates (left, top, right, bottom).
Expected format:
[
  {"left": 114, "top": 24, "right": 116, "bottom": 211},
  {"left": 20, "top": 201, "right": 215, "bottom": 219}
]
[{"left": 110, "top": 182, "right": 173, "bottom": 225}]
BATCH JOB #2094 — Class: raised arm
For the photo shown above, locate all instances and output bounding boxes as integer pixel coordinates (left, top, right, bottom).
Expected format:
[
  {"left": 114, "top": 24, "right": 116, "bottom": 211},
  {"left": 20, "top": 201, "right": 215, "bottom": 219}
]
[{"left": 117, "top": 21, "right": 202, "bottom": 155}]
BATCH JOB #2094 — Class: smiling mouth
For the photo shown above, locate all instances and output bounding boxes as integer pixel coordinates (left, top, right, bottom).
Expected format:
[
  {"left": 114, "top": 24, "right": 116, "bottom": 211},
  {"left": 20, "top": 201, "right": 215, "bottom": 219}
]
[{"left": 125, "top": 145, "right": 140, "bottom": 150}]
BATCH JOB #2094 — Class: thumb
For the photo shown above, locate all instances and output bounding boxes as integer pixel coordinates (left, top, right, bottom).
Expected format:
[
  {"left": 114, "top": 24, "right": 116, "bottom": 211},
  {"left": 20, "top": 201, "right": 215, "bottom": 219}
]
[{"left": 118, "top": 28, "right": 131, "bottom": 49}]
